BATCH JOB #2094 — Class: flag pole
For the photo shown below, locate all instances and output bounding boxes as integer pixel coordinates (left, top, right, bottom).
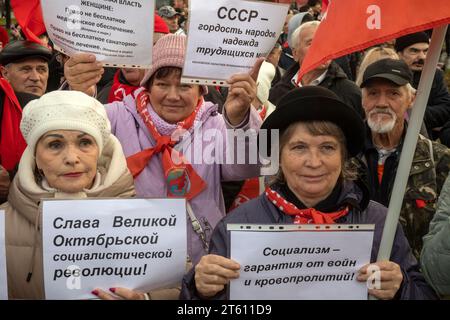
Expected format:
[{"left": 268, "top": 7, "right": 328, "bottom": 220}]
[{"left": 375, "top": 25, "right": 448, "bottom": 263}]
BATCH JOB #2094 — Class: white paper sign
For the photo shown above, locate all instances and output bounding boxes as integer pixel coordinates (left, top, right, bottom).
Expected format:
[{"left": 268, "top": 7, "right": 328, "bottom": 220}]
[
  {"left": 229, "top": 224, "right": 374, "bottom": 300},
  {"left": 40, "top": 0, "right": 154, "bottom": 68},
  {"left": 42, "top": 198, "right": 186, "bottom": 300},
  {"left": 0, "top": 210, "right": 7, "bottom": 300},
  {"left": 182, "top": 0, "right": 289, "bottom": 85}
]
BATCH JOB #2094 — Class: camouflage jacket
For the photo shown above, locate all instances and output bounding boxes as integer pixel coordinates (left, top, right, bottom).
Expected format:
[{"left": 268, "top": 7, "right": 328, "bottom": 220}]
[
  {"left": 421, "top": 174, "right": 450, "bottom": 297},
  {"left": 357, "top": 131, "right": 450, "bottom": 261}
]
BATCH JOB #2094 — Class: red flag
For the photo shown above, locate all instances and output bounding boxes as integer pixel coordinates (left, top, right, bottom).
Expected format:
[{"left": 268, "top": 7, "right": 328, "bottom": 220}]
[
  {"left": 11, "top": 0, "right": 46, "bottom": 43},
  {"left": 0, "top": 79, "right": 26, "bottom": 171},
  {"left": 321, "top": 0, "right": 329, "bottom": 14},
  {"left": 298, "top": 0, "right": 450, "bottom": 82}
]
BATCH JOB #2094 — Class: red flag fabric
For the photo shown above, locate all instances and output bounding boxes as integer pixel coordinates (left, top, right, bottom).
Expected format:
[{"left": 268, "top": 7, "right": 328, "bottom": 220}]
[
  {"left": 321, "top": 0, "right": 329, "bottom": 14},
  {"left": 298, "top": 0, "right": 450, "bottom": 82},
  {"left": 0, "top": 79, "right": 27, "bottom": 171},
  {"left": 107, "top": 70, "right": 140, "bottom": 103},
  {"left": 11, "top": 0, "right": 46, "bottom": 43}
]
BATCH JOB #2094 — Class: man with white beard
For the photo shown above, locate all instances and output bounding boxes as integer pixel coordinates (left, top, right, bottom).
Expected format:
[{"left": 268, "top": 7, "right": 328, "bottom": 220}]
[{"left": 356, "top": 58, "right": 450, "bottom": 261}]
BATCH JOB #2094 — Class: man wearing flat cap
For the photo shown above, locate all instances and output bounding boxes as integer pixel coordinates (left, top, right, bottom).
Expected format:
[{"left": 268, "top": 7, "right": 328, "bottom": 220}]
[
  {"left": 356, "top": 58, "right": 450, "bottom": 261},
  {"left": 0, "top": 40, "right": 52, "bottom": 97},
  {"left": 395, "top": 31, "right": 450, "bottom": 147},
  {"left": 0, "top": 40, "right": 52, "bottom": 203}
]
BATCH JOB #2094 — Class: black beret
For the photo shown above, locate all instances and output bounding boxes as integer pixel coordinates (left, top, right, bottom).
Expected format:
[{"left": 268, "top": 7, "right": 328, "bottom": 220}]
[
  {"left": 0, "top": 40, "right": 52, "bottom": 66},
  {"left": 394, "top": 32, "right": 430, "bottom": 52},
  {"left": 260, "top": 86, "right": 365, "bottom": 157}
]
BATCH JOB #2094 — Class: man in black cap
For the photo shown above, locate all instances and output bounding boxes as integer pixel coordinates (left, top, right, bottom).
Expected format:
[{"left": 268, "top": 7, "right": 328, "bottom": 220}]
[
  {"left": 357, "top": 58, "right": 450, "bottom": 261},
  {"left": 0, "top": 40, "right": 51, "bottom": 202},
  {"left": 395, "top": 31, "right": 450, "bottom": 146}
]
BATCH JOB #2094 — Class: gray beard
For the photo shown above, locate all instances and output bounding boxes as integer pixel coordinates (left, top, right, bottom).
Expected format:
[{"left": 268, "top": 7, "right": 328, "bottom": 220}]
[{"left": 367, "top": 112, "right": 397, "bottom": 133}]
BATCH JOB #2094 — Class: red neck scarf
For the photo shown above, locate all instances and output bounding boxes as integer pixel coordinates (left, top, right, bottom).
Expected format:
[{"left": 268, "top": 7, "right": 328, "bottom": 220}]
[
  {"left": 257, "top": 104, "right": 267, "bottom": 120},
  {"left": 126, "top": 90, "right": 206, "bottom": 200},
  {"left": 107, "top": 70, "right": 140, "bottom": 103},
  {"left": 265, "top": 187, "right": 349, "bottom": 224},
  {"left": 0, "top": 78, "right": 27, "bottom": 171}
]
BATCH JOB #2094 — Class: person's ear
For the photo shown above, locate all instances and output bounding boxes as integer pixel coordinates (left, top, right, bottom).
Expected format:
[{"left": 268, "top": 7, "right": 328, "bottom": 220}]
[
  {"left": 0, "top": 65, "right": 9, "bottom": 80},
  {"left": 292, "top": 47, "right": 299, "bottom": 62},
  {"left": 407, "top": 90, "right": 416, "bottom": 109}
]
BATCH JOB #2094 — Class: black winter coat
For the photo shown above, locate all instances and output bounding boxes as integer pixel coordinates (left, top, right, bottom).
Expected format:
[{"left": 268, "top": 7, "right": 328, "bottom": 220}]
[
  {"left": 181, "top": 181, "right": 438, "bottom": 300},
  {"left": 268, "top": 62, "right": 364, "bottom": 119},
  {"left": 413, "top": 69, "right": 450, "bottom": 139}
]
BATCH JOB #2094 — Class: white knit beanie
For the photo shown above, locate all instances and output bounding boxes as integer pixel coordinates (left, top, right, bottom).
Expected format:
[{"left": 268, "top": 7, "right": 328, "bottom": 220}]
[
  {"left": 20, "top": 91, "right": 111, "bottom": 154},
  {"left": 256, "top": 61, "right": 276, "bottom": 105}
]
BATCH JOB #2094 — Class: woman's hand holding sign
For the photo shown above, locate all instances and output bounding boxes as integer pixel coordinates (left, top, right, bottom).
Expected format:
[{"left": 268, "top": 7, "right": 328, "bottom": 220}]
[
  {"left": 358, "top": 261, "right": 404, "bottom": 300},
  {"left": 194, "top": 254, "right": 241, "bottom": 298},
  {"left": 64, "top": 53, "right": 104, "bottom": 96},
  {"left": 224, "top": 57, "right": 264, "bottom": 126}
]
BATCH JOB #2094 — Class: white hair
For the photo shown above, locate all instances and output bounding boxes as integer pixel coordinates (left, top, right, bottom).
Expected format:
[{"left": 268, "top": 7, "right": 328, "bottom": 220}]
[
  {"left": 362, "top": 82, "right": 416, "bottom": 100},
  {"left": 405, "top": 83, "right": 416, "bottom": 98},
  {"left": 367, "top": 108, "right": 397, "bottom": 133},
  {"left": 290, "top": 20, "right": 320, "bottom": 49}
]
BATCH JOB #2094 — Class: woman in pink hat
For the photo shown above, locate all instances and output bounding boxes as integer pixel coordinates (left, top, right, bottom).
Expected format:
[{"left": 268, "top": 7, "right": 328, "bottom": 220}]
[{"left": 64, "top": 34, "right": 263, "bottom": 299}]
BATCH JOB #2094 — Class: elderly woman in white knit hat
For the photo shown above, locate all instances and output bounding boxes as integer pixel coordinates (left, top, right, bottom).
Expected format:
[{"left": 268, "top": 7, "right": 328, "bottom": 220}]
[{"left": 1, "top": 91, "right": 135, "bottom": 299}]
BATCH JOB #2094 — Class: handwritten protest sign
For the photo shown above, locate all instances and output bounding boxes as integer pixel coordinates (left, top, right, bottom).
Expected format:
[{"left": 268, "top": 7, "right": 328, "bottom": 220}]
[
  {"left": 182, "top": 0, "right": 288, "bottom": 86},
  {"left": 0, "top": 211, "right": 6, "bottom": 300},
  {"left": 229, "top": 224, "right": 374, "bottom": 300},
  {"left": 42, "top": 198, "right": 186, "bottom": 300},
  {"left": 40, "top": 0, "right": 154, "bottom": 68}
]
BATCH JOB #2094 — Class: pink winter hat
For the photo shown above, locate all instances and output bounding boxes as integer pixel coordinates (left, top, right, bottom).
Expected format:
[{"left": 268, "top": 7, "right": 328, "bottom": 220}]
[{"left": 140, "top": 34, "right": 207, "bottom": 94}]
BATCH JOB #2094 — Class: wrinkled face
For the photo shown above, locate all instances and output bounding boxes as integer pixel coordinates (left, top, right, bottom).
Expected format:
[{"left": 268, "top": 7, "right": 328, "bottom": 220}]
[
  {"left": 149, "top": 69, "right": 201, "bottom": 124},
  {"left": 362, "top": 79, "right": 413, "bottom": 133},
  {"left": 294, "top": 24, "right": 329, "bottom": 70},
  {"left": 398, "top": 43, "right": 429, "bottom": 72},
  {"left": 1, "top": 58, "right": 49, "bottom": 96},
  {"left": 35, "top": 130, "right": 99, "bottom": 193},
  {"left": 293, "top": 25, "right": 317, "bottom": 64},
  {"left": 121, "top": 68, "right": 146, "bottom": 86},
  {"left": 280, "top": 124, "right": 342, "bottom": 207},
  {"left": 162, "top": 16, "right": 179, "bottom": 33}
]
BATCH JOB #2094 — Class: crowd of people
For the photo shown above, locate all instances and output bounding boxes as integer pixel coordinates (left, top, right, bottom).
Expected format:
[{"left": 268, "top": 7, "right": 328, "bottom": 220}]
[{"left": 0, "top": 0, "right": 450, "bottom": 300}]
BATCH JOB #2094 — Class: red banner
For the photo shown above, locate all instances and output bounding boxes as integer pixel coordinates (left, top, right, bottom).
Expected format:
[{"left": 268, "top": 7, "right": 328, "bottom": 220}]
[
  {"left": 298, "top": 0, "right": 450, "bottom": 81},
  {"left": 11, "top": 0, "right": 46, "bottom": 43}
]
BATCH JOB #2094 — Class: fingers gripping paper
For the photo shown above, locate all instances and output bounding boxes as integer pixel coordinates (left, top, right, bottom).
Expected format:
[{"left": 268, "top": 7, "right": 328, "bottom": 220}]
[{"left": 182, "top": 0, "right": 288, "bottom": 86}]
